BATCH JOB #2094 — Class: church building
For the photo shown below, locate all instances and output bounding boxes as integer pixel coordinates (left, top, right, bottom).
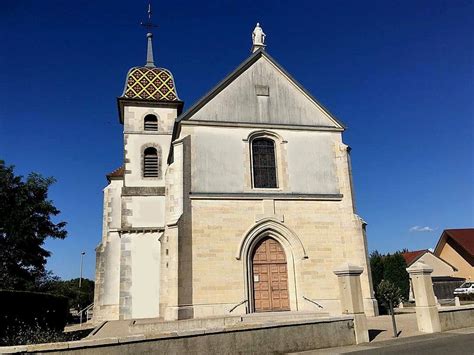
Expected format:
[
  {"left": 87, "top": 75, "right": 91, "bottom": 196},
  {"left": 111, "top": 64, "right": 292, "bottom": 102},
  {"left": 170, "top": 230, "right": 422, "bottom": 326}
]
[{"left": 93, "top": 18, "right": 377, "bottom": 322}]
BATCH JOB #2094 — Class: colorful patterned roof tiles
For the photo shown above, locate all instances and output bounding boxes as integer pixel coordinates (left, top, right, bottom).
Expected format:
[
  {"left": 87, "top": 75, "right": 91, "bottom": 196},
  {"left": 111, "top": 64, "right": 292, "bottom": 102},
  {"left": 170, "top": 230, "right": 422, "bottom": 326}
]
[{"left": 122, "top": 66, "right": 179, "bottom": 101}]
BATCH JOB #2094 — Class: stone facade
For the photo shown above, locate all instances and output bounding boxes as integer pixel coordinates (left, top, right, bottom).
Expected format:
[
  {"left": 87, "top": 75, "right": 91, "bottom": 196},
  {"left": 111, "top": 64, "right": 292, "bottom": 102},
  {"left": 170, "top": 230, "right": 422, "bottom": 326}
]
[{"left": 93, "top": 42, "right": 377, "bottom": 322}]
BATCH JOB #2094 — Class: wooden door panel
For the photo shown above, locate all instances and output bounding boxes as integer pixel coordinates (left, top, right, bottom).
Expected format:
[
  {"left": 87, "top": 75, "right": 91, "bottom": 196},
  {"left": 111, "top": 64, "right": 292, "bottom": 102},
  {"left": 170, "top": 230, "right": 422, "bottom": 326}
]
[{"left": 252, "top": 238, "right": 290, "bottom": 312}]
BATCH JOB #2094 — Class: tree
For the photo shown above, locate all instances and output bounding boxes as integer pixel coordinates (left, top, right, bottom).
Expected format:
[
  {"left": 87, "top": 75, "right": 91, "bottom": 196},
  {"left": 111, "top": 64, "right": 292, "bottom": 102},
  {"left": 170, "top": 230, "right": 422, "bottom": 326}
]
[
  {"left": 377, "top": 280, "right": 403, "bottom": 337},
  {"left": 0, "top": 161, "right": 67, "bottom": 290},
  {"left": 370, "top": 250, "right": 384, "bottom": 292},
  {"left": 370, "top": 250, "right": 410, "bottom": 314},
  {"left": 383, "top": 253, "right": 409, "bottom": 301}
]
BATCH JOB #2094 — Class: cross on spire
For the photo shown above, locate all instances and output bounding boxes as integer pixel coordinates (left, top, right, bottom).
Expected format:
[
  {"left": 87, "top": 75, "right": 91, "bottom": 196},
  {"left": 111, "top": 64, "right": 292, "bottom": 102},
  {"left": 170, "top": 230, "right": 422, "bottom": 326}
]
[{"left": 141, "top": 2, "right": 158, "bottom": 67}]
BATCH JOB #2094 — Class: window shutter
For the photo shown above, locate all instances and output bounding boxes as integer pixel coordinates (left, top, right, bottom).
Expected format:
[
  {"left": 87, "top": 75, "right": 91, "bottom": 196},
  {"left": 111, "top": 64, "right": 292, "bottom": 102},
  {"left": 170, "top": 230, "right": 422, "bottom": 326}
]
[
  {"left": 144, "top": 148, "right": 159, "bottom": 177},
  {"left": 144, "top": 114, "right": 158, "bottom": 131}
]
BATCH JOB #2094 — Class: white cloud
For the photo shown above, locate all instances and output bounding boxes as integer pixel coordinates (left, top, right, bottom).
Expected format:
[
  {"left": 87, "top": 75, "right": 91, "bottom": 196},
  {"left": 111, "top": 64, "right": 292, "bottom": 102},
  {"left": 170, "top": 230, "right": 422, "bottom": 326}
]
[{"left": 409, "top": 226, "right": 436, "bottom": 233}]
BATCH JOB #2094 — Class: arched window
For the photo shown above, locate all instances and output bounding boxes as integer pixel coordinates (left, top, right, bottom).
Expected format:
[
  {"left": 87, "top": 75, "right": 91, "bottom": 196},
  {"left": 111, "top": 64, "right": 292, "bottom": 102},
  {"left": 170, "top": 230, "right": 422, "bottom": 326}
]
[
  {"left": 144, "top": 114, "right": 158, "bottom": 131},
  {"left": 252, "top": 138, "right": 277, "bottom": 188},
  {"left": 143, "top": 147, "right": 159, "bottom": 177}
]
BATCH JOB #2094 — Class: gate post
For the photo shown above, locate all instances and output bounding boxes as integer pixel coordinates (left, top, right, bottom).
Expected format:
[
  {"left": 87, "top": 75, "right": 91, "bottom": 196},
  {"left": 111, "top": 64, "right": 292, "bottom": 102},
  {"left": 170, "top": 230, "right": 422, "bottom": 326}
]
[
  {"left": 406, "top": 261, "right": 441, "bottom": 333},
  {"left": 334, "top": 263, "right": 369, "bottom": 344}
]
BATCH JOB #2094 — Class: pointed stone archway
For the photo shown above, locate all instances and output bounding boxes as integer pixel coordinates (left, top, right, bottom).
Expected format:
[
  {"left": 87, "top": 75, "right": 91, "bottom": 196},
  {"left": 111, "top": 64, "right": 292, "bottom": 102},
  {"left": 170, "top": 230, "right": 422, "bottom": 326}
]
[
  {"left": 236, "top": 218, "right": 307, "bottom": 313},
  {"left": 251, "top": 237, "right": 290, "bottom": 312}
]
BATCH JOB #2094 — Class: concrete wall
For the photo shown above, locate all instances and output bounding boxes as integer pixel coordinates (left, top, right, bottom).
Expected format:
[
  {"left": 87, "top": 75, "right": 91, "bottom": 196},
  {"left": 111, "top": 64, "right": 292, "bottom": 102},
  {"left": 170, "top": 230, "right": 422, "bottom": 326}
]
[
  {"left": 119, "top": 232, "right": 162, "bottom": 320},
  {"left": 93, "top": 180, "right": 123, "bottom": 322},
  {"left": 183, "top": 199, "right": 374, "bottom": 317},
  {"left": 439, "top": 305, "right": 474, "bottom": 331},
  {"left": 123, "top": 105, "right": 176, "bottom": 188},
  {"left": 123, "top": 106, "right": 176, "bottom": 134},
  {"left": 184, "top": 125, "right": 340, "bottom": 195},
  {"left": 95, "top": 102, "right": 176, "bottom": 321},
  {"left": 438, "top": 242, "right": 473, "bottom": 280},
  {"left": 129, "top": 233, "right": 161, "bottom": 319},
  {"left": 160, "top": 126, "right": 376, "bottom": 318},
  {"left": 98, "top": 232, "right": 121, "bottom": 306},
  {"left": 417, "top": 253, "right": 456, "bottom": 277},
  {"left": 0, "top": 317, "right": 356, "bottom": 354},
  {"left": 123, "top": 196, "right": 165, "bottom": 228}
]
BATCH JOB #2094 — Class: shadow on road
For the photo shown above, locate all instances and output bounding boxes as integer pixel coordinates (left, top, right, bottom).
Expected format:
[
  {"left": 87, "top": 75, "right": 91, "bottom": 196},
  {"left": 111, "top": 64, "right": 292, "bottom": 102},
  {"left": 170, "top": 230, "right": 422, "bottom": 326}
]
[{"left": 368, "top": 329, "right": 386, "bottom": 341}]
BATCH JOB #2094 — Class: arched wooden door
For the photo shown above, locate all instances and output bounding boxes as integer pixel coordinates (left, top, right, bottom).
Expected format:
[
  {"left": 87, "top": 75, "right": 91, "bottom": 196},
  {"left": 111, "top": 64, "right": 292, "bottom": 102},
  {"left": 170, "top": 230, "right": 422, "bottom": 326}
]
[{"left": 252, "top": 237, "right": 290, "bottom": 312}]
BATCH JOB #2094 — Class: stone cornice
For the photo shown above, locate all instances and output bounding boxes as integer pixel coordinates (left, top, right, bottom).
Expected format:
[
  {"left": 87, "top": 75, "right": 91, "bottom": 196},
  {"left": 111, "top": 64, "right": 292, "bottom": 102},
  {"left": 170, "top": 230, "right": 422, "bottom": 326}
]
[
  {"left": 180, "top": 120, "right": 344, "bottom": 132},
  {"left": 189, "top": 192, "right": 343, "bottom": 201},
  {"left": 122, "top": 186, "right": 165, "bottom": 196}
]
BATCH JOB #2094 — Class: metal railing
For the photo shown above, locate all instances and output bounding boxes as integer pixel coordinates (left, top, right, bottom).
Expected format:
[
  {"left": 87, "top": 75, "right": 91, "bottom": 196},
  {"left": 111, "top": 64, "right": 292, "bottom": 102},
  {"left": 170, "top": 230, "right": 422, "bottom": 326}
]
[
  {"left": 229, "top": 299, "right": 248, "bottom": 313},
  {"left": 79, "top": 303, "right": 94, "bottom": 326},
  {"left": 303, "top": 296, "right": 324, "bottom": 309}
]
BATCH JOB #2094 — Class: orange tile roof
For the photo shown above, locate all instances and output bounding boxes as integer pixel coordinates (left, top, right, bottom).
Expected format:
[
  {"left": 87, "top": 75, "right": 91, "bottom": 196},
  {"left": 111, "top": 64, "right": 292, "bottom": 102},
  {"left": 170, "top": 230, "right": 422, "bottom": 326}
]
[
  {"left": 444, "top": 229, "right": 474, "bottom": 257},
  {"left": 106, "top": 166, "right": 124, "bottom": 182},
  {"left": 402, "top": 249, "right": 428, "bottom": 266}
]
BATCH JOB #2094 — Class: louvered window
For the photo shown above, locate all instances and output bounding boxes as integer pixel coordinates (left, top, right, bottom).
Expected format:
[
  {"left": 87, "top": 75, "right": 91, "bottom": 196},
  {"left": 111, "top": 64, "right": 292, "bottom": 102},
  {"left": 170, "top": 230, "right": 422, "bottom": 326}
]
[
  {"left": 252, "top": 138, "right": 277, "bottom": 188},
  {"left": 143, "top": 147, "right": 159, "bottom": 177},
  {"left": 144, "top": 114, "right": 158, "bottom": 131}
]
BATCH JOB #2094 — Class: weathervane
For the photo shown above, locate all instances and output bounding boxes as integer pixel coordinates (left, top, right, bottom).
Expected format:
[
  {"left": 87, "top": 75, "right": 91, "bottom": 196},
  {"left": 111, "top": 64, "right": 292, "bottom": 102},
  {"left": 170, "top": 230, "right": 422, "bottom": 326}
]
[
  {"left": 141, "top": 2, "right": 158, "bottom": 67},
  {"left": 141, "top": 2, "right": 158, "bottom": 33}
]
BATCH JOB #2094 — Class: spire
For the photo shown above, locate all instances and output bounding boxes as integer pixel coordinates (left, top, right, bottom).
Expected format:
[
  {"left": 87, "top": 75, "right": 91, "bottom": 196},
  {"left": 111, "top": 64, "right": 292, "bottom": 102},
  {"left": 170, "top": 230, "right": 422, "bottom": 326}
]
[
  {"left": 251, "top": 22, "right": 266, "bottom": 53},
  {"left": 146, "top": 33, "right": 155, "bottom": 67},
  {"left": 141, "top": 2, "right": 158, "bottom": 67}
]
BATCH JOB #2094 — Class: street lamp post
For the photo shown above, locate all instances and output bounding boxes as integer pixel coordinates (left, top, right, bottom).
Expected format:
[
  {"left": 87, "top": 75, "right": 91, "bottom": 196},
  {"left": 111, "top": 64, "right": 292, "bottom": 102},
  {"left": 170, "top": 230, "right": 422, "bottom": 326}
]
[{"left": 79, "top": 251, "right": 85, "bottom": 288}]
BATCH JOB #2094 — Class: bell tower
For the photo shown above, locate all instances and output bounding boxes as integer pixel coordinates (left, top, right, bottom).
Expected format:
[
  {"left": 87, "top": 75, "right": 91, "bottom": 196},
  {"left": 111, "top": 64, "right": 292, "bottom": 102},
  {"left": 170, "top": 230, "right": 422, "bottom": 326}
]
[
  {"left": 114, "top": 2, "right": 183, "bottom": 320},
  {"left": 117, "top": 2, "right": 183, "bottom": 194}
]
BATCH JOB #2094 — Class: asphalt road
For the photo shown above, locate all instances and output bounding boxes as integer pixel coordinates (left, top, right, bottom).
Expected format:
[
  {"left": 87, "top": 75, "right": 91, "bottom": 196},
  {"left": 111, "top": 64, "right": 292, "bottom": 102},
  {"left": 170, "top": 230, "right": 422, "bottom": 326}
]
[
  {"left": 297, "top": 328, "right": 474, "bottom": 355},
  {"left": 349, "top": 331, "right": 474, "bottom": 355}
]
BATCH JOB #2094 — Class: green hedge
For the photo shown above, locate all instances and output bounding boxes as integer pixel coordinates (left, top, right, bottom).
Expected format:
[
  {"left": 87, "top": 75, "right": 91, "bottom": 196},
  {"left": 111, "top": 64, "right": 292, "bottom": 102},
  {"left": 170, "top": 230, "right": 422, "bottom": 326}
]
[{"left": 0, "top": 290, "right": 69, "bottom": 337}]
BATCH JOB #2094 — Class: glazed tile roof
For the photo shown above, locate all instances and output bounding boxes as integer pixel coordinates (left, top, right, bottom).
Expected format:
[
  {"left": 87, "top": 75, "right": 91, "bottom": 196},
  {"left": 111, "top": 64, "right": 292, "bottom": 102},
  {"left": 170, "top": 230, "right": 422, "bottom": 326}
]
[{"left": 122, "top": 66, "right": 179, "bottom": 101}]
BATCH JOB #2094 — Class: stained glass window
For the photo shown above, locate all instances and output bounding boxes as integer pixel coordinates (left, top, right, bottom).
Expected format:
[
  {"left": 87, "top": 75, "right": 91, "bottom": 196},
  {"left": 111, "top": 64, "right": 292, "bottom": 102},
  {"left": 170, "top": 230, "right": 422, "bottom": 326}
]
[{"left": 252, "top": 138, "right": 277, "bottom": 188}]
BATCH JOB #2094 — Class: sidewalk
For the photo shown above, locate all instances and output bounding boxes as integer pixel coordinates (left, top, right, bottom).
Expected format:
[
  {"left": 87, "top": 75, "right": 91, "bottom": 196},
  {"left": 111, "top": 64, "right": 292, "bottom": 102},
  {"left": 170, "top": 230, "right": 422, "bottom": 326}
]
[
  {"left": 365, "top": 313, "right": 422, "bottom": 342},
  {"left": 290, "top": 323, "right": 474, "bottom": 354}
]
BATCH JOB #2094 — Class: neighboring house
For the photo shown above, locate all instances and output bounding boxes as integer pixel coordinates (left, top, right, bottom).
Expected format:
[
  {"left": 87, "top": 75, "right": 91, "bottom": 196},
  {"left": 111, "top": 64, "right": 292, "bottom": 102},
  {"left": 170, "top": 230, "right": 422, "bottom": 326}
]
[
  {"left": 434, "top": 229, "right": 474, "bottom": 281},
  {"left": 402, "top": 249, "right": 457, "bottom": 277},
  {"left": 402, "top": 249, "right": 462, "bottom": 300},
  {"left": 93, "top": 22, "right": 378, "bottom": 323}
]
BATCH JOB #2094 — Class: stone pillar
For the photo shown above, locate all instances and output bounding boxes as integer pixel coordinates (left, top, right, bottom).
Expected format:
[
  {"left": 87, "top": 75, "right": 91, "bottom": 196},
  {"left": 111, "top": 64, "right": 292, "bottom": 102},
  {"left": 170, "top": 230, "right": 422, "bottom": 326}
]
[
  {"left": 334, "top": 263, "right": 369, "bottom": 344},
  {"left": 406, "top": 261, "right": 441, "bottom": 333},
  {"left": 455, "top": 296, "right": 461, "bottom": 307}
]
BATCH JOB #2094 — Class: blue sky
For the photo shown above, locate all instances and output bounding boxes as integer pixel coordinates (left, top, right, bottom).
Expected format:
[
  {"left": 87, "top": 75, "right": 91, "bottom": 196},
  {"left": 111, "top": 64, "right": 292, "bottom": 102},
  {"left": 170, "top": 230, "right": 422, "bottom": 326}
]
[{"left": 1, "top": 0, "right": 473, "bottom": 280}]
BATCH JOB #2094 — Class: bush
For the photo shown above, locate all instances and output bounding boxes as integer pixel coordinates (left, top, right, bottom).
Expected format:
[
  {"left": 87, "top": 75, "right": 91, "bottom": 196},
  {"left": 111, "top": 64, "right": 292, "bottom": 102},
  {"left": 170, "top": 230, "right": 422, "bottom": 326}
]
[
  {"left": 39, "top": 278, "right": 94, "bottom": 310},
  {"left": 377, "top": 280, "right": 403, "bottom": 311},
  {"left": 1, "top": 321, "right": 90, "bottom": 346},
  {"left": 1, "top": 322, "right": 68, "bottom": 346},
  {"left": 0, "top": 290, "right": 69, "bottom": 340}
]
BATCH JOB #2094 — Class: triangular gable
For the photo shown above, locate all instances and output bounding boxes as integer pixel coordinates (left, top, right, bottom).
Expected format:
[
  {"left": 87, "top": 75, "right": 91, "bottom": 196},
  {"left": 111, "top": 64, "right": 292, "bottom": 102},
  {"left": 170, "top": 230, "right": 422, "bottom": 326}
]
[
  {"left": 177, "top": 49, "right": 345, "bottom": 129},
  {"left": 435, "top": 229, "right": 474, "bottom": 258},
  {"left": 405, "top": 249, "right": 457, "bottom": 271}
]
